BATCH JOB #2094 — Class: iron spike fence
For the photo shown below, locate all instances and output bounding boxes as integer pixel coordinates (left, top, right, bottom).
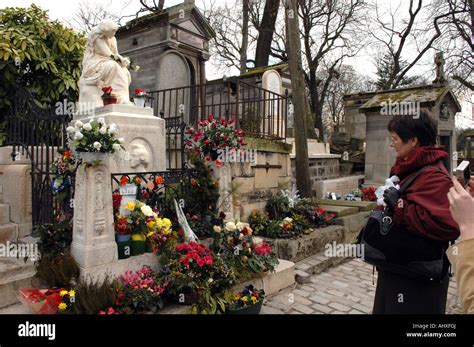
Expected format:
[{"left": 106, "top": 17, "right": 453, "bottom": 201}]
[
  {"left": 148, "top": 80, "right": 288, "bottom": 140},
  {"left": 4, "top": 87, "right": 72, "bottom": 227},
  {"left": 111, "top": 169, "right": 198, "bottom": 215}
]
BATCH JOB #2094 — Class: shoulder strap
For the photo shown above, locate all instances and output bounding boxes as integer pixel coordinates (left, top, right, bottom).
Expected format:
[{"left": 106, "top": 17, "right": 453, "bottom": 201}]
[{"left": 398, "top": 160, "right": 442, "bottom": 195}]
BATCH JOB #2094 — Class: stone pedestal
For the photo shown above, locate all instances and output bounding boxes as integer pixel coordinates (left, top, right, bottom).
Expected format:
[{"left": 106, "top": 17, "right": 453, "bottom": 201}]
[
  {"left": 71, "top": 105, "right": 166, "bottom": 281},
  {"left": 74, "top": 105, "right": 166, "bottom": 173},
  {"left": 71, "top": 155, "right": 117, "bottom": 269}
]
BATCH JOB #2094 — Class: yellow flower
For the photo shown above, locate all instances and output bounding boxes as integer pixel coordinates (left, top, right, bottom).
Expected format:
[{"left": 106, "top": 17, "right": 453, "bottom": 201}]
[
  {"left": 68, "top": 290, "right": 75, "bottom": 297},
  {"left": 163, "top": 218, "right": 172, "bottom": 229},
  {"left": 147, "top": 220, "right": 155, "bottom": 229},
  {"left": 155, "top": 218, "right": 163, "bottom": 229},
  {"left": 146, "top": 231, "right": 155, "bottom": 238},
  {"left": 251, "top": 296, "right": 257, "bottom": 303},
  {"left": 241, "top": 297, "right": 248, "bottom": 302},
  {"left": 59, "top": 290, "right": 68, "bottom": 297},
  {"left": 125, "top": 201, "right": 136, "bottom": 211},
  {"left": 58, "top": 303, "right": 67, "bottom": 311},
  {"left": 234, "top": 294, "right": 241, "bottom": 300}
]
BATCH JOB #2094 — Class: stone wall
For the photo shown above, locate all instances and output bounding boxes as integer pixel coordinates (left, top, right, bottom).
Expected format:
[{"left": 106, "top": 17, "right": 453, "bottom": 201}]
[
  {"left": 290, "top": 155, "right": 341, "bottom": 196},
  {"left": 230, "top": 137, "right": 292, "bottom": 222}
]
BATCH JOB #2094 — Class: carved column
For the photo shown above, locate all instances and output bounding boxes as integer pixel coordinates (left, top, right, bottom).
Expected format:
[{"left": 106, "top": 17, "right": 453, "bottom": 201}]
[{"left": 71, "top": 155, "right": 117, "bottom": 268}]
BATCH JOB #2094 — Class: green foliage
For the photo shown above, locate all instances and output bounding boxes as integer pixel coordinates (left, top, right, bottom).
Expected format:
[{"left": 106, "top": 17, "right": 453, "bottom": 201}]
[
  {"left": 374, "top": 50, "right": 420, "bottom": 90},
  {"left": 35, "top": 254, "right": 80, "bottom": 288},
  {"left": 35, "top": 220, "right": 73, "bottom": 259},
  {"left": 0, "top": 5, "right": 85, "bottom": 110},
  {"left": 71, "top": 276, "right": 119, "bottom": 314}
]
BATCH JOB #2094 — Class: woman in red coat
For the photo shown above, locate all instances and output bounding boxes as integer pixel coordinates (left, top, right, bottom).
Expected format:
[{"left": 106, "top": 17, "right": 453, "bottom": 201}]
[{"left": 372, "top": 112, "right": 460, "bottom": 314}]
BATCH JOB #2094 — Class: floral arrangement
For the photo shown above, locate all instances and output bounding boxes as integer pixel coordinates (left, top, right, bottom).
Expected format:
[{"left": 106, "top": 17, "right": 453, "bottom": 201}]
[
  {"left": 101, "top": 86, "right": 113, "bottom": 98},
  {"left": 19, "top": 288, "right": 63, "bottom": 314},
  {"left": 114, "top": 215, "right": 131, "bottom": 236},
  {"left": 229, "top": 285, "right": 265, "bottom": 309},
  {"left": 146, "top": 216, "right": 173, "bottom": 252},
  {"left": 50, "top": 150, "right": 77, "bottom": 195},
  {"left": 124, "top": 200, "right": 157, "bottom": 235},
  {"left": 67, "top": 117, "right": 125, "bottom": 153},
  {"left": 361, "top": 186, "right": 377, "bottom": 201},
  {"left": 133, "top": 88, "right": 147, "bottom": 98},
  {"left": 57, "top": 289, "right": 76, "bottom": 313},
  {"left": 248, "top": 209, "right": 270, "bottom": 235},
  {"left": 115, "top": 266, "right": 168, "bottom": 314},
  {"left": 185, "top": 114, "right": 246, "bottom": 164}
]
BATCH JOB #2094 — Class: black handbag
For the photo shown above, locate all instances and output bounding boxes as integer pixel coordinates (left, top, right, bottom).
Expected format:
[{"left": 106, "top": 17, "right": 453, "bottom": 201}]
[{"left": 357, "top": 164, "right": 450, "bottom": 282}]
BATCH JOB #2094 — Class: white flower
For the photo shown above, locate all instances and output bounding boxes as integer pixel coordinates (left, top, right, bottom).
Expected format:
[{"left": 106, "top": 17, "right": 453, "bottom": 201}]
[
  {"left": 283, "top": 217, "right": 293, "bottom": 223},
  {"left": 98, "top": 117, "right": 105, "bottom": 125},
  {"left": 99, "top": 126, "right": 107, "bottom": 135},
  {"left": 225, "top": 221, "right": 236, "bottom": 232},
  {"left": 140, "top": 205, "right": 154, "bottom": 217},
  {"left": 239, "top": 233, "right": 244, "bottom": 240},
  {"left": 108, "top": 123, "right": 118, "bottom": 135},
  {"left": 73, "top": 131, "right": 84, "bottom": 140},
  {"left": 74, "top": 120, "right": 83, "bottom": 129},
  {"left": 83, "top": 122, "right": 92, "bottom": 131},
  {"left": 213, "top": 225, "right": 222, "bottom": 233},
  {"left": 117, "top": 137, "right": 125, "bottom": 144},
  {"left": 66, "top": 126, "right": 76, "bottom": 134},
  {"left": 93, "top": 141, "right": 102, "bottom": 150},
  {"left": 208, "top": 278, "right": 214, "bottom": 283},
  {"left": 112, "top": 143, "right": 122, "bottom": 152},
  {"left": 236, "top": 222, "right": 248, "bottom": 231}
]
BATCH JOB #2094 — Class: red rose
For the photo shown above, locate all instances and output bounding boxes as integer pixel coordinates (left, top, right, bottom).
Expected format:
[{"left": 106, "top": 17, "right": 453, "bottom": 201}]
[{"left": 208, "top": 114, "right": 213, "bottom": 121}]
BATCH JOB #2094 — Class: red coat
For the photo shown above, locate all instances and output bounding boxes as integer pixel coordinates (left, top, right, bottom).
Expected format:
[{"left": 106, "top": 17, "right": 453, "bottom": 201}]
[{"left": 390, "top": 146, "right": 460, "bottom": 241}]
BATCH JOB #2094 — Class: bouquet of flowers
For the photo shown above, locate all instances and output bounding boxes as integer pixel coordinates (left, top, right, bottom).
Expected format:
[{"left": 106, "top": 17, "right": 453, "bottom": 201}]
[
  {"left": 362, "top": 186, "right": 377, "bottom": 202},
  {"left": 57, "top": 289, "right": 76, "bottom": 313},
  {"left": 185, "top": 114, "right": 246, "bottom": 164},
  {"left": 115, "top": 266, "right": 168, "bottom": 314},
  {"left": 19, "top": 288, "right": 63, "bottom": 314},
  {"left": 228, "top": 285, "right": 265, "bottom": 310},
  {"left": 66, "top": 117, "right": 125, "bottom": 153},
  {"left": 50, "top": 150, "right": 77, "bottom": 195},
  {"left": 248, "top": 209, "right": 270, "bottom": 236}
]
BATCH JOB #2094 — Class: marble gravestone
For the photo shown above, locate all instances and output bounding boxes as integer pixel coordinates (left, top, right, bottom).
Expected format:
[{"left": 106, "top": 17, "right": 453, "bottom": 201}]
[{"left": 262, "top": 70, "right": 285, "bottom": 138}]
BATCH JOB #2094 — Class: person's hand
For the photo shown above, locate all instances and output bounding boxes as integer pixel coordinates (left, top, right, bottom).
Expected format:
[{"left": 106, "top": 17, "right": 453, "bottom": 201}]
[
  {"left": 383, "top": 187, "right": 400, "bottom": 212},
  {"left": 448, "top": 177, "right": 474, "bottom": 241}
]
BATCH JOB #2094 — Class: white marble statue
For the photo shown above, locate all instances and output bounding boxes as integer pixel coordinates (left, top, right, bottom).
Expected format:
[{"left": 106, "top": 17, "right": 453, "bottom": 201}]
[{"left": 78, "top": 19, "right": 133, "bottom": 110}]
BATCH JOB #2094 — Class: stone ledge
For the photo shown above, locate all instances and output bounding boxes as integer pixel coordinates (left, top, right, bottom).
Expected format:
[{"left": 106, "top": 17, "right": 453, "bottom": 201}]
[
  {"left": 0, "top": 258, "right": 36, "bottom": 308},
  {"left": 264, "top": 225, "right": 345, "bottom": 263},
  {"left": 317, "top": 205, "right": 359, "bottom": 218},
  {"left": 317, "top": 199, "right": 377, "bottom": 212},
  {"left": 294, "top": 251, "right": 350, "bottom": 284},
  {"left": 243, "top": 137, "right": 292, "bottom": 154}
]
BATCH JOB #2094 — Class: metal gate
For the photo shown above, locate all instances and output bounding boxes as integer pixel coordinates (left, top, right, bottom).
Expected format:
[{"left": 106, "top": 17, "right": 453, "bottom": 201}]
[{"left": 4, "top": 87, "right": 71, "bottom": 227}]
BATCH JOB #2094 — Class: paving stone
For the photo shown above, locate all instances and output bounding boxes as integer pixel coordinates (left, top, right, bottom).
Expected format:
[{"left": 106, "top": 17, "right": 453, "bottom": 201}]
[
  {"left": 309, "top": 295, "right": 330, "bottom": 305},
  {"left": 311, "top": 303, "right": 333, "bottom": 314},
  {"left": 292, "top": 304, "right": 314, "bottom": 314}
]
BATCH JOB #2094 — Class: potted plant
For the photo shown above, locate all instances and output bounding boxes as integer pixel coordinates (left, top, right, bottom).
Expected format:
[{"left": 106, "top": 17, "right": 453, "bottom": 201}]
[
  {"left": 115, "top": 216, "right": 131, "bottom": 259},
  {"left": 226, "top": 285, "right": 265, "bottom": 314},
  {"left": 133, "top": 88, "right": 147, "bottom": 107},
  {"left": 101, "top": 86, "right": 117, "bottom": 105},
  {"left": 66, "top": 117, "right": 125, "bottom": 165}
]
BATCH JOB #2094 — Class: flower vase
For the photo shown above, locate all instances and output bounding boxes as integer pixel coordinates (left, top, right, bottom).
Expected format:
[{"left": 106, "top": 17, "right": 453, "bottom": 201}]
[
  {"left": 145, "top": 240, "right": 154, "bottom": 253},
  {"left": 131, "top": 234, "right": 146, "bottom": 255},
  {"left": 226, "top": 300, "right": 263, "bottom": 315},
  {"left": 77, "top": 152, "right": 108, "bottom": 165},
  {"left": 133, "top": 96, "right": 146, "bottom": 107},
  {"left": 116, "top": 234, "right": 131, "bottom": 260}
]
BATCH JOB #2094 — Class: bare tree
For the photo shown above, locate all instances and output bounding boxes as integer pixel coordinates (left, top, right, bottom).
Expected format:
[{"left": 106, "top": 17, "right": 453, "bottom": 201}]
[
  {"left": 367, "top": 0, "right": 469, "bottom": 91},
  {"left": 299, "top": 0, "right": 366, "bottom": 140},
  {"left": 69, "top": 0, "right": 123, "bottom": 32},
  {"left": 286, "top": 0, "right": 311, "bottom": 198},
  {"left": 139, "top": 0, "right": 165, "bottom": 13},
  {"left": 254, "top": 0, "right": 280, "bottom": 68},
  {"left": 240, "top": 0, "right": 250, "bottom": 74},
  {"left": 432, "top": 0, "right": 473, "bottom": 93}
]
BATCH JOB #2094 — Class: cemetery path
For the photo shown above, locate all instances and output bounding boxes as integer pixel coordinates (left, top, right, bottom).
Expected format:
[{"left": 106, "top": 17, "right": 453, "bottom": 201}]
[{"left": 262, "top": 258, "right": 463, "bottom": 314}]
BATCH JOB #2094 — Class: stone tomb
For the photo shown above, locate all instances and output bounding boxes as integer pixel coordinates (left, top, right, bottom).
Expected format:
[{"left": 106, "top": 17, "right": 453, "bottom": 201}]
[{"left": 71, "top": 105, "right": 166, "bottom": 281}]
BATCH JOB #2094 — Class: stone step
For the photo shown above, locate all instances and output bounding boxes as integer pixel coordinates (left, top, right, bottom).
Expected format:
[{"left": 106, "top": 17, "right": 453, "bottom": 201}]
[
  {"left": 317, "top": 205, "right": 359, "bottom": 218},
  {"left": 0, "top": 223, "right": 18, "bottom": 244},
  {"left": 317, "top": 199, "right": 377, "bottom": 212},
  {"left": 294, "top": 251, "right": 350, "bottom": 284},
  {"left": 0, "top": 203, "right": 10, "bottom": 224},
  {"left": 0, "top": 257, "right": 36, "bottom": 308}
]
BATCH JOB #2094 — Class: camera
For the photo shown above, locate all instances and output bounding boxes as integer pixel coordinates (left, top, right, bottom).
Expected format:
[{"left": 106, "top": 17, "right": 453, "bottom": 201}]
[{"left": 454, "top": 160, "right": 470, "bottom": 188}]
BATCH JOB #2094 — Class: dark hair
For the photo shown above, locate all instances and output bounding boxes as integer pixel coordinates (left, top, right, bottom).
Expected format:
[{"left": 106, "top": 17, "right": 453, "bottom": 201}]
[{"left": 387, "top": 111, "right": 438, "bottom": 146}]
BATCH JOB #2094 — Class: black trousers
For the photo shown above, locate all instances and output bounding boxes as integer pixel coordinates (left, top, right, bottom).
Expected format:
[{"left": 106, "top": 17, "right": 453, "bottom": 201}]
[{"left": 373, "top": 269, "right": 449, "bottom": 314}]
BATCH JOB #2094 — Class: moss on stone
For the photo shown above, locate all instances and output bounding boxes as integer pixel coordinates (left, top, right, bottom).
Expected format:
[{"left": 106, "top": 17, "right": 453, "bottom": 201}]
[{"left": 243, "top": 137, "right": 292, "bottom": 153}]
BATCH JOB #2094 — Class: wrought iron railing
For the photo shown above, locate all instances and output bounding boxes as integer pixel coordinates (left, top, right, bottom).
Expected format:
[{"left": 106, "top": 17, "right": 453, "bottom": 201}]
[{"left": 147, "top": 79, "right": 288, "bottom": 140}]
